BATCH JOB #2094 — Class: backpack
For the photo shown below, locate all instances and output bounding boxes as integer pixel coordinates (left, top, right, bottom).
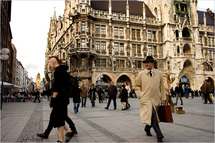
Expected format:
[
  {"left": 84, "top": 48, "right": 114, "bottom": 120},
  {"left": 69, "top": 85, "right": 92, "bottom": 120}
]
[{"left": 65, "top": 74, "right": 79, "bottom": 98}]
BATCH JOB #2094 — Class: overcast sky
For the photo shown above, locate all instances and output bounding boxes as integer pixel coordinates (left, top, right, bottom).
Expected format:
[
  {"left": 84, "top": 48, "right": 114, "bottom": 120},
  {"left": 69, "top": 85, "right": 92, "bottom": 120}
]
[{"left": 10, "top": 0, "right": 214, "bottom": 82}]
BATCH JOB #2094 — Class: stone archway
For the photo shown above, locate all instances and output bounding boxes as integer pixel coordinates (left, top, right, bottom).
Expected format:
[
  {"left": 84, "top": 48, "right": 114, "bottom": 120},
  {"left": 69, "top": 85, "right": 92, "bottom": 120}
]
[
  {"left": 102, "top": 74, "right": 112, "bottom": 86},
  {"left": 116, "top": 74, "right": 132, "bottom": 88},
  {"left": 179, "top": 59, "right": 195, "bottom": 89},
  {"left": 94, "top": 73, "right": 113, "bottom": 89}
]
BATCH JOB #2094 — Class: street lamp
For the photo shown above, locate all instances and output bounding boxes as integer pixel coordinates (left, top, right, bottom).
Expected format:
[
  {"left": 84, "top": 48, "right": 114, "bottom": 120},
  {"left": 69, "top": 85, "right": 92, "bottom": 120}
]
[{"left": 0, "top": 48, "right": 10, "bottom": 110}]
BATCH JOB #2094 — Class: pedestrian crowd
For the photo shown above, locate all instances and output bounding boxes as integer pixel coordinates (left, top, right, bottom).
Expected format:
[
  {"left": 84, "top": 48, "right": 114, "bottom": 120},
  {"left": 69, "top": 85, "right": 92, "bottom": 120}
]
[
  {"left": 2, "top": 90, "right": 45, "bottom": 103},
  {"left": 31, "top": 56, "right": 214, "bottom": 143}
]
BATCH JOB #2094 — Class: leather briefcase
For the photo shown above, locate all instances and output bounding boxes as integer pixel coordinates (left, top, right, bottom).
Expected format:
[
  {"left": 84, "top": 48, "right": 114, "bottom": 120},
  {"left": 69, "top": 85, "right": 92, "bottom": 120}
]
[{"left": 158, "top": 105, "right": 173, "bottom": 123}]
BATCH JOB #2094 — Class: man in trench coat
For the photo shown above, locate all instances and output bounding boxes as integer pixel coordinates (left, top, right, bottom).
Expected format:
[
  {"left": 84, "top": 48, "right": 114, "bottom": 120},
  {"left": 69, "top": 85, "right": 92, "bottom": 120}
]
[{"left": 135, "top": 56, "right": 166, "bottom": 143}]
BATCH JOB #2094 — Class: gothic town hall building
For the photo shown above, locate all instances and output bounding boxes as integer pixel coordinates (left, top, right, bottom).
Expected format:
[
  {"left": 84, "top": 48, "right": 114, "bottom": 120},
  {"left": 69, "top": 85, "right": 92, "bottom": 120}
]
[{"left": 44, "top": 0, "right": 215, "bottom": 91}]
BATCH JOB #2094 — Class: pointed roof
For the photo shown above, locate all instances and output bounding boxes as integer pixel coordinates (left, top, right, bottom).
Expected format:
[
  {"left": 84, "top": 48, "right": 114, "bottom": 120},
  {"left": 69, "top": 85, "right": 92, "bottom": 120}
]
[
  {"left": 53, "top": 7, "right": 57, "bottom": 20},
  {"left": 91, "top": 0, "right": 154, "bottom": 17},
  {"left": 198, "top": 10, "right": 214, "bottom": 25}
]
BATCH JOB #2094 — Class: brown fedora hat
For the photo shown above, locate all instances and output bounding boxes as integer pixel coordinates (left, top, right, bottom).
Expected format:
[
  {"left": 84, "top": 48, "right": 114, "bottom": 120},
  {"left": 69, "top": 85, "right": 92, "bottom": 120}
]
[{"left": 143, "top": 56, "right": 156, "bottom": 63}]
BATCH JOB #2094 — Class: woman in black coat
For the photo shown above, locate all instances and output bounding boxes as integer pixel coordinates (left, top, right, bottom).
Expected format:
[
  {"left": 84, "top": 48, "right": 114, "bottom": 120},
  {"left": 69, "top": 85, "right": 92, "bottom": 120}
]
[
  {"left": 42, "top": 56, "right": 71, "bottom": 142},
  {"left": 120, "top": 85, "right": 128, "bottom": 110},
  {"left": 89, "top": 84, "right": 96, "bottom": 107}
]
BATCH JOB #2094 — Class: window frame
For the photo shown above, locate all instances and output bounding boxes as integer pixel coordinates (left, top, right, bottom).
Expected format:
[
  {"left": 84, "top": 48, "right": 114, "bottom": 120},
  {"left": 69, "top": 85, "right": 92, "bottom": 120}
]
[
  {"left": 147, "top": 31, "right": 152, "bottom": 39},
  {"left": 101, "top": 25, "right": 106, "bottom": 35},
  {"left": 81, "top": 22, "right": 85, "bottom": 31},
  {"left": 95, "top": 25, "right": 100, "bottom": 34},
  {"left": 101, "top": 41, "right": 106, "bottom": 51},
  {"left": 95, "top": 41, "right": 100, "bottom": 51},
  {"left": 119, "top": 27, "right": 124, "bottom": 37},
  {"left": 81, "top": 39, "right": 85, "bottom": 48},
  {"left": 148, "top": 45, "right": 152, "bottom": 55},
  {"left": 114, "top": 42, "right": 119, "bottom": 53},
  {"left": 120, "top": 43, "right": 124, "bottom": 53},
  {"left": 114, "top": 27, "right": 118, "bottom": 36}
]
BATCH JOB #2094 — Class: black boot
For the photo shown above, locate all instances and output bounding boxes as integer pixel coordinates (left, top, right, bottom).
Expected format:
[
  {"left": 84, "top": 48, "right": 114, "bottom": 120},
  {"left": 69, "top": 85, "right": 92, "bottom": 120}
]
[
  {"left": 157, "top": 137, "right": 163, "bottom": 142},
  {"left": 65, "top": 128, "right": 78, "bottom": 142},
  {"left": 144, "top": 129, "right": 152, "bottom": 136},
  {"left": 36, "top": 133, "right": 48, "bottom": 139}
]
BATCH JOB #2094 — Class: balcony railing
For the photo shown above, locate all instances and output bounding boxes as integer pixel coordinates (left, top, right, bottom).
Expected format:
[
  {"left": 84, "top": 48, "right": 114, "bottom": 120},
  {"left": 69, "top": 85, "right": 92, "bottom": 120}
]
[
  {"left": 182, "top": 37, "right": 192, "bottom": 41},
  {"left": 70, "top": 47, "right": 97, "bottom": 55}
]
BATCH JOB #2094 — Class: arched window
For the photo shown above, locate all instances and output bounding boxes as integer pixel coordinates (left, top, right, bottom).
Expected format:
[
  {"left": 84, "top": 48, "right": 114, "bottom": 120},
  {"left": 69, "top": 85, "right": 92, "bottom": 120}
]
[
  {"left": 177, "top": 46, "right": 180, "bottom": 53},
  {"left": 182, "top": 27, "right": 190, "bottom": 37},
  {"left": 183, "top": 44, "right": 191, "bottom": 54},
  {"left": 154, "top": 7, "right": 158, "bottom": 16},
  {"left": 176, "top": 30, "right": 179, "bottom": 38}
]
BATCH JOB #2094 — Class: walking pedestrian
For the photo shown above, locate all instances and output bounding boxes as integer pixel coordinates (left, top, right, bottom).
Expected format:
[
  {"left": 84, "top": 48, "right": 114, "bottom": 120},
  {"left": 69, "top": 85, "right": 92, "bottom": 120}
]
[
  {"left": 200, "top": 83, "right": 205, "bottom": 101},
  {"left": 38, "top": 89, "right": 78, "bottom": 141},
  {"left": 89, "top": 84, "right": 96, "bottom": 107},
  {"left": 201, "top": 80, "right": 213, "bottom": 104},
  {"left": 174, "top": 83, "right": 183, "bottom": 105},
  {"left": 124, "top": 82, "right": 131, "bottom": 96},
  {"left": 170, "top": 87, "right": 174, "bottom": 98},
  {"left": 195, "top": 90, "right": 199, "bottom": 97},
  {"left": 119, "top": 85, "right": 128, "bottom": 110},
  {"left": 134, "top": 56, "right": 166, "bottom": 143},
  {"left": 33, "top": 89, "right": 40, "bottom": 103},
  {"left": 80, "top": 84, "right": 88, "bottom": 107},
  {"left": 97, "top": 86, "right": 104, "bottom": 103},
  {"left": 73, "top": 87, "right": 81, "bottom": 114},
  {"left": 105, "top": 81, "right": 117, "bottom": 110},
  {"left": 184, "top": 85, "right": 189, "bottom": 98},
  {"left": 37, "top": 56, "right": 76, "bottom": 143}
]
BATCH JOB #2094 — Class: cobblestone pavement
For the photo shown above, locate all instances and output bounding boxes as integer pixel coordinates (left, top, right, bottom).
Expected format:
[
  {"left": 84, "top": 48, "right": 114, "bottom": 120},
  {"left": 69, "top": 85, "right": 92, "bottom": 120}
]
[{"left": 1, "top": 96, "right": 214, "bottom": 143}]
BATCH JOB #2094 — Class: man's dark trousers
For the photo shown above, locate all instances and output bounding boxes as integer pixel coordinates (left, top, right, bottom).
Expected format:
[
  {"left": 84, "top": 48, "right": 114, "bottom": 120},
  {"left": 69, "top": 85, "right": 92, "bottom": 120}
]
[
  {"left": 145, "top": 107, "right": 164, "bottom": 139},
  {"left": 204, "top": 93, "right": 212, "bottom": 103},
  {"left": 34, "top": 95, "right": 40, "bottom": 103},
  {"left": 44, "top": 116, "right": 76, "bottom": 136},
  {"left": 107, "top": 98, "right": 117, "bottom": 109}
]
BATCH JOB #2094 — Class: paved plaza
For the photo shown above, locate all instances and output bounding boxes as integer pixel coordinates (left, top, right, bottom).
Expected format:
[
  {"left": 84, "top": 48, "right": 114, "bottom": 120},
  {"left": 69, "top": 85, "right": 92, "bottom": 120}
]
[{"left": 1, "top": 96, "right": 214, "bottom": 143}]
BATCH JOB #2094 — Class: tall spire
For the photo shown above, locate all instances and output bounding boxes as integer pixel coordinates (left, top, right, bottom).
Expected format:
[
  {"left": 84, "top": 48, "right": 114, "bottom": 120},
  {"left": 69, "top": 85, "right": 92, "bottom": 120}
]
[
  {"left": 109, "top": 0, "right": 112, "bottom": 16},
  {"left": 142, "top": 2, "right": 146, "bottom": 24},
  {"left": 53, "top": 7, "right": 57, "bottom": 20},
  {"left": 126, "top": 0, "right": 129, "bottom": 21}
]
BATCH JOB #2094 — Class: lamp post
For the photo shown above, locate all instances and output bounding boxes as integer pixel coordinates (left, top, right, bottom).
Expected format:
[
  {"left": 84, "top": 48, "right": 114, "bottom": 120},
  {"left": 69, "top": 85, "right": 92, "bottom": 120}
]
[{"left": 0, "top": 48, "right": 10, "bottom": 110}]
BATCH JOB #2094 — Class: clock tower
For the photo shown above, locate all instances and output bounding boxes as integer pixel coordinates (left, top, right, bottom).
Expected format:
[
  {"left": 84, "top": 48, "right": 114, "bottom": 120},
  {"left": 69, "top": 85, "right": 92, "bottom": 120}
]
[{"left": 36, "top": 73, "right": 41, "bottom": 90}]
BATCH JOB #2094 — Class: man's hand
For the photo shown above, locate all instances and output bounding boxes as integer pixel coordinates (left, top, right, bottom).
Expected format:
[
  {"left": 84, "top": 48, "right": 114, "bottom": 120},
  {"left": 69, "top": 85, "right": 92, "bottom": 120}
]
[{"left": 40, "top": 91, "right": 43, "bottom": 94}]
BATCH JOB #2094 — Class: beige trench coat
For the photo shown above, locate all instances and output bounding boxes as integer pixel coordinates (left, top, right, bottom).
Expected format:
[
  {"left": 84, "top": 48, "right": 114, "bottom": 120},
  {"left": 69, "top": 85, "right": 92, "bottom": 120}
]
[{"left": 134, "top": 69, "right": 166, "bottom": 125}]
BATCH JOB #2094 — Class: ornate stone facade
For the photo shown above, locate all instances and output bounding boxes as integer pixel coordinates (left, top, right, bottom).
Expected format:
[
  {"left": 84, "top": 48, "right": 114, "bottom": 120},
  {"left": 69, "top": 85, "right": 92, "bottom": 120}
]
[{"left": 44, "top": 0, "right": 215, "bottom": 90}]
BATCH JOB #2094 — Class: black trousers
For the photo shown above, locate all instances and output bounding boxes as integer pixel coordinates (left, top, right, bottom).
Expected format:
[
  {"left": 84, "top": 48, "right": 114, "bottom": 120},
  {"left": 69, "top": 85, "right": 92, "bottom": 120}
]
[
  {"left": 175, "top": 93, "right": 183, "bottom": 105},
  {"left": 34, "top": 96, "right": 40, "bottom": 103},
  {"left": 204, "top": 93, "right": 212, "bottom": 103},
  {"left": 81, "top": 97, "right": 86, "bottom": 107},
  {"left": 145, "top": 107, "right": 164, "bottom": 139},
  {"left": 99, "top": 95, "right": 103, "bottom": 103},
  {"left": 44, "top": 115, "right": 76, "bottom": 136}
]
